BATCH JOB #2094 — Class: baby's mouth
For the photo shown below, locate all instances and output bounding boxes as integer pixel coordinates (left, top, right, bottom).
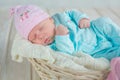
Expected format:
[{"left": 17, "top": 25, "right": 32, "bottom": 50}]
[
  {"left": 44, "top": 38, "right": 49, "bottom": 43},
  {"left": 44, "top": 37, "right": 54, "bottom": 44}
]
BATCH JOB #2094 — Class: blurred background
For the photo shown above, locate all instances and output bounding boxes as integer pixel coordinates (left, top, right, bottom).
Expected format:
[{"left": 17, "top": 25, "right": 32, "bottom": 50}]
[
  {"left": 0, "top": 0, "right": 120, "bottom": 80},
  {"left": 0, "top": 0, "right": 120, "bottom": 26},
  {"left": 0, "top": 0, "right": 120, "bottom": 8}
]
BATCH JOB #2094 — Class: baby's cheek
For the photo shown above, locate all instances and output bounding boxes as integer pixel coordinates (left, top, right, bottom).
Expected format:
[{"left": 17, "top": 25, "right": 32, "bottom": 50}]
[{"left": 47, "top": 32, "right": 53, "bottom": 37}]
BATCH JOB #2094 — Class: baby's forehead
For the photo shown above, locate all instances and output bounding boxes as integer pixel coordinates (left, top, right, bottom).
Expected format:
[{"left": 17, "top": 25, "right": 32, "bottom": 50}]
[
  {"left": 30, "top": 23, "right": 41, "bottom": 33},
  {"left": 30, "top": 18, "right": 50, "bottom": 34}
]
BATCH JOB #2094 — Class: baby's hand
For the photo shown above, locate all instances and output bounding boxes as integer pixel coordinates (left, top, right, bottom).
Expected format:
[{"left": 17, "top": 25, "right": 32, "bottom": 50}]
[
  {"left": 79, "top": 18, "right": 90, "bottom": 28},
  {"left": 55, "top": 25, "right": 69, "bottom": 35}
]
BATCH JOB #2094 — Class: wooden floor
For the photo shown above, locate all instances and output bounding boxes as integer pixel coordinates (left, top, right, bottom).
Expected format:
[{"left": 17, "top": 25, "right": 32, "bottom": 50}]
[{"left": 0, "top": 8, "right": 120, "bottom": 80}]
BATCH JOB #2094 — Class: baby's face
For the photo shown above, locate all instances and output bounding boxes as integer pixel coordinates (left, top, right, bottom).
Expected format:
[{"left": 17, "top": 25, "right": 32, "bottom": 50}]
[{"left": 28, "top": 18, "right": 55, "bottom": 46}]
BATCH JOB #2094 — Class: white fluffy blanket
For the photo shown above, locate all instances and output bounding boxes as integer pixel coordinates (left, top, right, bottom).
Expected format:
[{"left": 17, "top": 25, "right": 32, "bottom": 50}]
[{"left": 11, "top": 33, "right": 110, "bottom": 71}]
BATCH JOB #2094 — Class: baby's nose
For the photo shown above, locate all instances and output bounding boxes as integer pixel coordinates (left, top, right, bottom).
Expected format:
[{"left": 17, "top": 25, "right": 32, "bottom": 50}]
[{"left": 37, "top": 34, "right": 43, "bottom": 40}]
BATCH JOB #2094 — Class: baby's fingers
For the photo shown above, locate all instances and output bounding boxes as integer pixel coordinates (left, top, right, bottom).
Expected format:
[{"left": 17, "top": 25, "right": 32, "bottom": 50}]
[
  {"left": 86, "top": 22, "right": 90, "bottom": 28},
  {"left": 80, "top": 22, "right": 90, "bottom": 28},
  {"left": 79, "top": 23, "right": 84, "bottom": 28},
  {"left": 79, "top": 22, "right": 87, "bottom": 28}
]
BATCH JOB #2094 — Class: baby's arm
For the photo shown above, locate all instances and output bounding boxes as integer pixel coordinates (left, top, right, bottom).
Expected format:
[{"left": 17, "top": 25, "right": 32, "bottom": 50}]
[
  {"left": 55, "top": 25, "right": 74, "bottom": 55},
  {"left": 65, "top": 9, "right": 90, "bottom": 28}
]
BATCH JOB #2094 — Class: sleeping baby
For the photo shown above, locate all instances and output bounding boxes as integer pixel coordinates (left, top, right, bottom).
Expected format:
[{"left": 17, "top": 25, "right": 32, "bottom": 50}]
[{"left": 11, "top": 5, "right": 120, "bottom": 61}]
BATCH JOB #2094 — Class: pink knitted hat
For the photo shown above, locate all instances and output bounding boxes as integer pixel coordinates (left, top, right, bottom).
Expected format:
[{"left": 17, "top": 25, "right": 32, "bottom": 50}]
[{"left": 11, "top": 5, "right": 49, "bottom": 39}]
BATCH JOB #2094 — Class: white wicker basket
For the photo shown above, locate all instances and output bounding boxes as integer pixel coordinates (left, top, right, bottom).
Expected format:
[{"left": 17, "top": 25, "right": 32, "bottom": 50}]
[{"left": 28, "top": 58, "right": 110, "bottom": 80}]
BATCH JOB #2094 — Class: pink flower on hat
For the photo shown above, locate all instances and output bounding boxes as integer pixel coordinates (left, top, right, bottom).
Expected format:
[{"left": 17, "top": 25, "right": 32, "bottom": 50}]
[{"left": 20, "top": 10, "right": 29, "bottom": 22}]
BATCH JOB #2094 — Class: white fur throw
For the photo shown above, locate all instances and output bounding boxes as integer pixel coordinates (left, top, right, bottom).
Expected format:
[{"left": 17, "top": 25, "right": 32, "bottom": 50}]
[{"left": 11, "top": 33, "right": 110, "bottom": 71}]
